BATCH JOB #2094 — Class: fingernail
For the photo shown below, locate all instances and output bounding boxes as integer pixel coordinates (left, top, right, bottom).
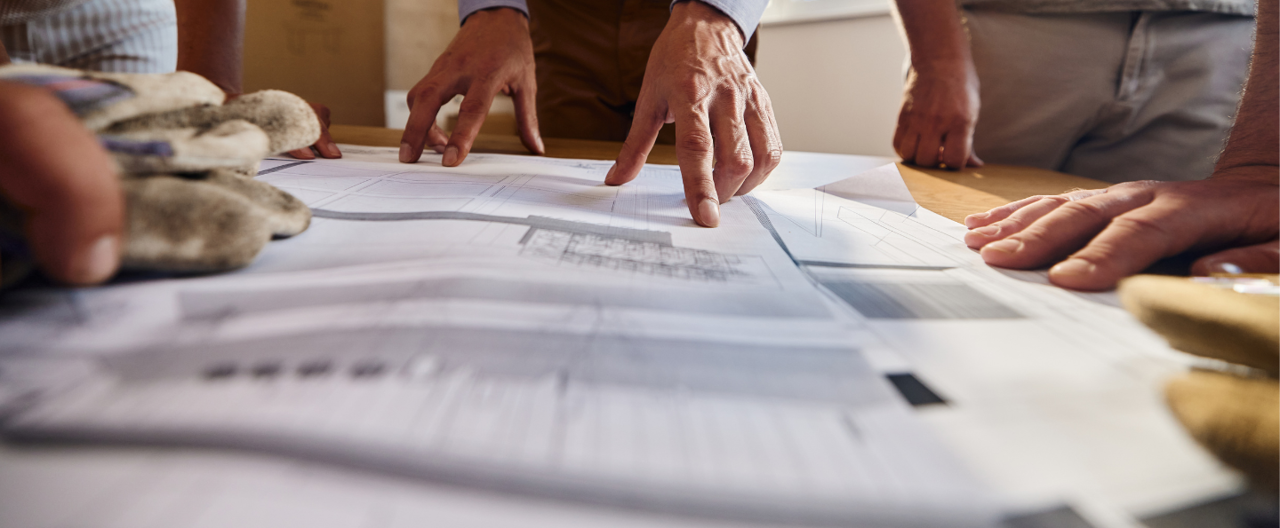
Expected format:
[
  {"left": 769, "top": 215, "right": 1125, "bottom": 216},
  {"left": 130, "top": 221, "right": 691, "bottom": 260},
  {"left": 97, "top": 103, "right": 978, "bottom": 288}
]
[
  {"left": 432, "top": 144, "right": 446, "bottom": 154},
  {"left": 399, "top": 143, "right": 413, "bottom": 163},
  {"left": 605, "top": 163, "right": 617, "bottom": 183},
  {"left": 74, "top": 235, "right": 118, "bottom": 284},
  {"left": 1050, "top": 258, "right": 1096, "bottom": 278},
  {"left": 324, "top": 143, "right": 342, "bottom": 158},
  {"left": 443, "top": 146, "right": 459, "bottom": 166},
  {"left": 983, "top": 238, "right": 1023, "bottom": 255},
  {"left": 698, "top": 198, "right": 720, "bottom": 228},
  {"left": 964, "top": 213, "right": 988, "bottom": 228},
  {"left": 972, "top": 225, "right": 999, "bottom": 237},
  {"left": 1209, "top": 261, "right": 1244, "bottom": 274}
]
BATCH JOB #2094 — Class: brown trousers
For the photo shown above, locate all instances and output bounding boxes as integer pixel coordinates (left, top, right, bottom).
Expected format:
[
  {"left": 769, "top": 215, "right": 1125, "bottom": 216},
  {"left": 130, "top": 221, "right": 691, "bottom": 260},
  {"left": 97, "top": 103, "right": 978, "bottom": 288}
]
[{"left": 527, "top": 0, "right": 757, "bottom": 143}]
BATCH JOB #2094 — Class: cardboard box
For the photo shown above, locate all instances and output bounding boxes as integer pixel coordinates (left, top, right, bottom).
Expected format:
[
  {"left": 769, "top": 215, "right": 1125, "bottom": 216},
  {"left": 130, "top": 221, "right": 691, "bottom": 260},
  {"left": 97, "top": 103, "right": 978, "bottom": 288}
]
[{"left": 243, "top": 0, "right": 385, "bottom": 126}]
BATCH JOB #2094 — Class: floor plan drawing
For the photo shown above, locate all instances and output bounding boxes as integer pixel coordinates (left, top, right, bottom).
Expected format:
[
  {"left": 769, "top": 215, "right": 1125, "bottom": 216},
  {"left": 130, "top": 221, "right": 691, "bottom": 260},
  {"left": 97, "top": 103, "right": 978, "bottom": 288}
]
[{"left": 0, "top": 148, "right": 1243, "bottom": 528}]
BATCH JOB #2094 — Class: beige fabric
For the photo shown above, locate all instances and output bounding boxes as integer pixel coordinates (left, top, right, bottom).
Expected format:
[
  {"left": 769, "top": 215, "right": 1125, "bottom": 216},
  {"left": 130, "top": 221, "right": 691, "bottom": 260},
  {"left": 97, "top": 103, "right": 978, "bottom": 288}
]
[
  {"left": 1120, "top": 275, "right": 1279, "bottom": 376},
  {"left": 962, "top": 9, "right": 1253, "bottom": 183},
  {"left": 958, "top": 0, "right": 1255, "bottom": 16},
  {"left": 1165, "top": 372, "right": 1278, "bottom": 492},
  {"left": 1119, "top": 275, "right": 1280, "bottom": 492},
  {"left": 0, "top": 64, "right": 318, "bottom": 281}
]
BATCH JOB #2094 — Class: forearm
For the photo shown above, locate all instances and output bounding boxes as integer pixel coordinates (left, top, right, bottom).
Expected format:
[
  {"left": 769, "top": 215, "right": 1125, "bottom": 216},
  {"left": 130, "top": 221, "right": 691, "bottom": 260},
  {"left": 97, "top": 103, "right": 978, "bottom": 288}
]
[
  {"left": 894, "top": 0, "right": 971, "bottom": 71},
  {"left": 174, "top": 0, "right": 244, "bottom": 94},
  {"left": 1214, "top": 0, "right": 1278, "bottom": 177}
]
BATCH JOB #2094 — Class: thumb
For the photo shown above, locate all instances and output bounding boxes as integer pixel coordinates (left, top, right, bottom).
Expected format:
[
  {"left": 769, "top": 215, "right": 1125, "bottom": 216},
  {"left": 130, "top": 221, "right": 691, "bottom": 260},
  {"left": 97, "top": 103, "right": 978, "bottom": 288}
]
[
  {"left": 0, "top": 83, "right": 124, "bottom": 285},
  {"left": 1192, "top": 240, "right": 1280, "bottom": 276}
]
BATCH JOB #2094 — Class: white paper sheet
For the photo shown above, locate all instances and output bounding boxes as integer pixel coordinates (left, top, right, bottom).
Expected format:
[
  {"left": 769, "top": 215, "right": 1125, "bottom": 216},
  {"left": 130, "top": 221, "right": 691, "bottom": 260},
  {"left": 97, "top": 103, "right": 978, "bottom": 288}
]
[{"left": 0, "top": 148, "right": 1238, "bottom": 528}]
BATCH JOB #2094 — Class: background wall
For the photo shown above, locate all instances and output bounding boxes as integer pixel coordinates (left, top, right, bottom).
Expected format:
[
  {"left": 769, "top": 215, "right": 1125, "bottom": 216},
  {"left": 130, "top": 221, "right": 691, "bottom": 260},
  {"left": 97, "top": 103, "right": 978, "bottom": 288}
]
[
  {"left": 755, "top": 14, "right": 906, "bottom": 157},
  {"left": 243, "top": 0, "right": 386, "bottom": 126}
]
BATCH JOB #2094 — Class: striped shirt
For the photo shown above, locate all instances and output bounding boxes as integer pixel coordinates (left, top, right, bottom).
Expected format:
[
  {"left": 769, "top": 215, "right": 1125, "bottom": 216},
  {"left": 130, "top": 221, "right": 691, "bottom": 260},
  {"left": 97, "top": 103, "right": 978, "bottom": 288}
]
[{"left": 1, "top": 0, "right": 176, "bottom": 73}]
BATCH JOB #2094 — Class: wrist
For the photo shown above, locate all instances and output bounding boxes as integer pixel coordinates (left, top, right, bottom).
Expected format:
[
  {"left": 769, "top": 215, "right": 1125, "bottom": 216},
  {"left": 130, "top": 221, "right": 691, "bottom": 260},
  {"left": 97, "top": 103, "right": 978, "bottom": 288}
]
[
  {"left": 670, "top": 0, "right": 744, "bottom": 45},
  {"left": 1209, "top": 164, "right": 1280, "bottom": 184},
  {"left": 910, "top": 52, "right": 972, "bottom": 76},
  {"left": 463, "top": 6, "right": 528, "bottom": 28}
]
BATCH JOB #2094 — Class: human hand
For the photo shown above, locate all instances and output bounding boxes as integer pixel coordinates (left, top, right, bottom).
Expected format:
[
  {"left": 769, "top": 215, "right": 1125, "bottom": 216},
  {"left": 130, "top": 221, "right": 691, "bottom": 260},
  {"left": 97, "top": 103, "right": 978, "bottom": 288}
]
[
  {"left": 398, "top": 7, "right": 543, "bottom": 166},
  {"left": 287, "top": 102, "right": 342, "bottom": 159},
  {"left": 963, "top": 167, "right": 1279, "bottom": 291},
  {"left": 605, "top": 0, "right": 782, "bottom": 228},
  {"left": 893, "top": 60, "right": 982, "bottom": 170},
  {"left": 0, "top": 82, "right": 123, "bottom": 285}
]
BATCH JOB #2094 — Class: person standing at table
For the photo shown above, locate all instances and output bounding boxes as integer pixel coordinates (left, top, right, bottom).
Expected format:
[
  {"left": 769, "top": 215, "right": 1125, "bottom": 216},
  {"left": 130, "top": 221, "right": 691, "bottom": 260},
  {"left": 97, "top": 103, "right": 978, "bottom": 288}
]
[
  {"left": 961, "top": 0, "right": 1276, "bottom": 290},
  {"left": 398, "top": 0, "right": 783, "bottom": 228},
  {"left": 891, "top": 0, "right": 1255, "bottom": 183}
]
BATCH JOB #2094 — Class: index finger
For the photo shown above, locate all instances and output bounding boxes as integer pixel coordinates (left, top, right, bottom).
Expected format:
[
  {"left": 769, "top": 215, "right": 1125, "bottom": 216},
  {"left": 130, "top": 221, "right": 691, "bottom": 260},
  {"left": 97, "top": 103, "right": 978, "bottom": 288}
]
[
  {"left": 442, "top": 82, "right": 502, "bottom": 167},
  {"left": 399, "top": 86, "right": 449, "bottom": 163},
  {"left": 1049, "top": 202, "right": 1203, "bottom": 290},
  {"left": 310, "top": 103, "right": 341, "bottom": 158},
  {"left": 673, "top": 108, "right": 719, "bottom": 228}
]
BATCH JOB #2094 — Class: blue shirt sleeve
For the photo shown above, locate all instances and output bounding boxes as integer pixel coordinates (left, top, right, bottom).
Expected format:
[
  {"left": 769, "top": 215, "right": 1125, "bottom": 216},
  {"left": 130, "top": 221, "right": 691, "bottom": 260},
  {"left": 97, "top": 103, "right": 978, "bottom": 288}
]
[
  {"left": 457, "top": 0, "right": 528, "bottom": 25},
  {"left": 673, "top": 0, "right": 768, "bottom": 42}
]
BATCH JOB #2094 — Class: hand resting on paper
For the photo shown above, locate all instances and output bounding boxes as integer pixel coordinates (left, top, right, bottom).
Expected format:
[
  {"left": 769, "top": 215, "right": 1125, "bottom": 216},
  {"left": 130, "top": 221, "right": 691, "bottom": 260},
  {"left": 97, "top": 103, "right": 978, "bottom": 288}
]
[{"left": 962, "top": 172, "right": 1279, "bottom": 291}]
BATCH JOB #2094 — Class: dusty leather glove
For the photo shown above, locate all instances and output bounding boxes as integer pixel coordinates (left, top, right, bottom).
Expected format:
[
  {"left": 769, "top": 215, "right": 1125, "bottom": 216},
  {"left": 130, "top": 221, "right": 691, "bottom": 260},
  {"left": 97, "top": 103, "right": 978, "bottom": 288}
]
[
  {"left": 1119, "top": 275, "right": 1280, "bottom": 492},
  {"left": 0, "top": 64, "right": 318, "bottom": 282}
]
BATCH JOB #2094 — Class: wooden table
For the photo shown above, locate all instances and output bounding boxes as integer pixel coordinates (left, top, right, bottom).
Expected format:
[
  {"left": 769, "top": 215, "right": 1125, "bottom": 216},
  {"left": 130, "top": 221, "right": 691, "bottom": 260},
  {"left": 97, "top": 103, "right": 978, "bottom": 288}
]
[{"left": 330, "top": 125, "right": 1108, "bottom": 224}]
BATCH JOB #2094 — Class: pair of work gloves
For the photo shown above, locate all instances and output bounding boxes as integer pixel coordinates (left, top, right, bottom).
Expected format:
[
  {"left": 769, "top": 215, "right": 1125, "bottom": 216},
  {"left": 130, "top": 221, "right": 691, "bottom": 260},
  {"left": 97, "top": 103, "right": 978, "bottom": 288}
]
[
  {"left": 1120, "top": 275, "right": 1280, "bottom": 493},
  {"left": 0, "top": 64, "right": 319, "bottom": 286}
]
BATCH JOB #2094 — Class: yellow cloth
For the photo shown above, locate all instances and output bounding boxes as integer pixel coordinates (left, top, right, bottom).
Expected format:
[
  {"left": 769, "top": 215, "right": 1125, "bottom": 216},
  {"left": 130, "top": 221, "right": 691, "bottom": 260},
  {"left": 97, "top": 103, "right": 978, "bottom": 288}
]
[{"left": 1119, "top": 275, "right": 1280, "bottom": 491}]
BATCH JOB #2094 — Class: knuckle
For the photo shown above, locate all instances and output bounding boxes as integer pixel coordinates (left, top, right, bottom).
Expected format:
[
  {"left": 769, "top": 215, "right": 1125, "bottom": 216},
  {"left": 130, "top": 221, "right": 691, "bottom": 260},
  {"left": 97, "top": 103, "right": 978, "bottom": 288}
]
[
  {"left": 721, "top": 153, "right": 753, "bottom": 178},
  {"left": 677, "top": 131, "right": 714, "bottom": 154},
  {"left": 1058, "top": 199, "right": 1110, "bottom": 222},
  {"left": 1040, "top": 195, "right": 1071, "bottom": 207},
  {"left": 758, "top": 148, "right": 783, "bottom": 171},
  {"left": 1110, "top": 214, "right": 1172, "bottom": 241}
]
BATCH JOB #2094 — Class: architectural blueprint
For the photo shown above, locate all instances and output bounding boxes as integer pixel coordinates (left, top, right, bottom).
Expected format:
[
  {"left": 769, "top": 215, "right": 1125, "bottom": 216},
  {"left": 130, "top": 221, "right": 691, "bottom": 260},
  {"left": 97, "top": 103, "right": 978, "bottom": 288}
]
[{"left": 0, "top": 148, "right": 1242, "bottom": 528}]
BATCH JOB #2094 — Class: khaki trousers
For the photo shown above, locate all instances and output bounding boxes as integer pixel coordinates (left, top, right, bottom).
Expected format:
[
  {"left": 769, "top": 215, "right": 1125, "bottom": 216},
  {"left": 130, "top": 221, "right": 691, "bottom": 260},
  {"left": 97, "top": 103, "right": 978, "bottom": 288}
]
[
  {"left": 963, "top": 9, "right": 1254, "bottom": 183},
  {"left": 528, "top": 0, "right": 757, "bottom": 143}
]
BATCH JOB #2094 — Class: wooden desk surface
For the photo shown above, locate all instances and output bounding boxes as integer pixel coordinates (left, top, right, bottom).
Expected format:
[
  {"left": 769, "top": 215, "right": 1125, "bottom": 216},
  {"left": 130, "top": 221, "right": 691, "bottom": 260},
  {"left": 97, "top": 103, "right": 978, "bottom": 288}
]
[{"left": 330, "top": 125, "right": 1108, "bottom": 224}]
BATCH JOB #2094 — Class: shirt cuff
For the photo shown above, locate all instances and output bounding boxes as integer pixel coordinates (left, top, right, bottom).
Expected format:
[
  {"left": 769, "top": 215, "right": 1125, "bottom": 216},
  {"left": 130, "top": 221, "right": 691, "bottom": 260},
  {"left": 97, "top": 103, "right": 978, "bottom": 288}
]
[
  {"left": 671, "top": 0, "right": 768, "bottom": 42},
  {"left": 457, "top": 0, "right": 528, "bottom": 25}
]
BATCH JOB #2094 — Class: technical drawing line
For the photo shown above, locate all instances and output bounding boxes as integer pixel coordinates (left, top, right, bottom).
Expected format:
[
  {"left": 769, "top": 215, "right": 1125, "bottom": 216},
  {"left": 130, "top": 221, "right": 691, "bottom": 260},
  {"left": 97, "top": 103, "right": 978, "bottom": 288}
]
[
  {"left": 742, "top": 195, "right": 797, "bottom": 265},
  {"left": 311, "top": 209, "right": 673, "bottom": 245},
  {"left": 255, "top": 160, "right": 312, "bottom": 176}
]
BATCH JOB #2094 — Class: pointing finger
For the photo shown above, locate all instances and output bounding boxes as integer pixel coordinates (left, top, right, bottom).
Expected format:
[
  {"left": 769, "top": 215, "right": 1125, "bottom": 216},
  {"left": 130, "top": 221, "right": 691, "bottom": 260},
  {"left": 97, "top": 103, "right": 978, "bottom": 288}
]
[
  {"left": 400, "top": 86, "right": 449, "bottom": 163},
  {"left": 673, "top": 108, "right": 719, "bottom": 227},
  {"left": 444, "top": 81, "right": 500, "bottom": 167}
]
